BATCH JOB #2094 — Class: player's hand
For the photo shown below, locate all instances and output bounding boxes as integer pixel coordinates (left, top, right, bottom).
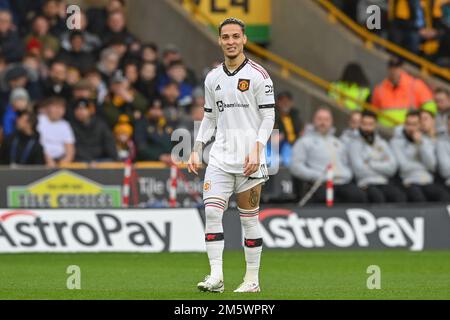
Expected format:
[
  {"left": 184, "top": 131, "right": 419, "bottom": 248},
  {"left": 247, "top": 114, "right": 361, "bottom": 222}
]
[
  {"left": 187, "top": 151, "right": 201, "bottom": 175},
  {"left": 243, "top": 143, "right": 262, "bottom": 176}
]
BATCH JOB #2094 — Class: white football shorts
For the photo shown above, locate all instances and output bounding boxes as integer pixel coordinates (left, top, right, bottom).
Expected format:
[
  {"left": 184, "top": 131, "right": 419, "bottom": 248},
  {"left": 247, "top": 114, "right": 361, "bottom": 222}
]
[{"left": 202, "top": 164, "right": 269, "bottom": 210}]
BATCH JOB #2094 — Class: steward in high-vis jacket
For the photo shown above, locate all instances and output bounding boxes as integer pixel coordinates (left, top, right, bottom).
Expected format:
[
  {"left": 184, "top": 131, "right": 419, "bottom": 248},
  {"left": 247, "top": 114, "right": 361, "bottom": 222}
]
[{"left": 372, "top": 57, "right": 437, "bottom": 127}]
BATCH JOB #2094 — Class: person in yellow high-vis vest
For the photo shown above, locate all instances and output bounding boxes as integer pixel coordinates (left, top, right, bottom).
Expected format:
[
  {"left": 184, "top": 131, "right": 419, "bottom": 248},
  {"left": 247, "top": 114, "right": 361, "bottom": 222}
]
[
  {"left": 328, "top": 63, "right": 371, "bottom": 111},
  {"left": 371, "top": 57, "right": 437, "bottom": 127}
]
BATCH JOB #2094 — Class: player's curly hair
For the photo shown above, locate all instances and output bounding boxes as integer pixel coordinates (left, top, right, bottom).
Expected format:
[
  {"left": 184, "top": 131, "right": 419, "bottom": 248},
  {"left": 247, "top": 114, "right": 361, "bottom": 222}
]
[{"left": 218, "top": 17, "right": 245, "bottom": 35}]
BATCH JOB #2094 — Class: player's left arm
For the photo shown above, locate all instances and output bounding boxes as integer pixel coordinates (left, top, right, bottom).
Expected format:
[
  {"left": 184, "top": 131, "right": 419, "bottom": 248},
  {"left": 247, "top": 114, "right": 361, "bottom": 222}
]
[{"left": 243, "top": 76, "right": 275, "bottom": 176}]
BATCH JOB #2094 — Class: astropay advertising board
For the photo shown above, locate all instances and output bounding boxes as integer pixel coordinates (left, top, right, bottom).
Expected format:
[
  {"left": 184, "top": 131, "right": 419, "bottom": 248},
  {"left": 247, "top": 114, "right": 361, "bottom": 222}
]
[
  {"left": 0, "top": 209, "right": 205, "bottom": 252},
  {"left": 247, "top": 205, "right": 450, "bottom": 251}
]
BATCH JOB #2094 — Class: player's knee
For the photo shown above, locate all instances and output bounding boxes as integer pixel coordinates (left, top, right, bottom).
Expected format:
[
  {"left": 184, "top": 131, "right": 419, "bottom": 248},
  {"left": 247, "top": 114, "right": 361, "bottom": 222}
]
[
  {"left": 205, "top": 205, "right": 223, "bottom": 222},
  {"left": 238, "top": 207, "right": 260, "bottom": 237},
  {"left": 204, "top": 198, "right": 225, "bottom": 232}
]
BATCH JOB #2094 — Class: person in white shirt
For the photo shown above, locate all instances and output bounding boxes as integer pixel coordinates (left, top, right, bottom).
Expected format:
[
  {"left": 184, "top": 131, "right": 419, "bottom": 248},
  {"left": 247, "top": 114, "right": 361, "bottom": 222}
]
[
  {"left": 188, "top": 18, "right": 275, "bottom": 293},
  {"left": 37, "top": 97, "right": 75, "bottom": 167}
]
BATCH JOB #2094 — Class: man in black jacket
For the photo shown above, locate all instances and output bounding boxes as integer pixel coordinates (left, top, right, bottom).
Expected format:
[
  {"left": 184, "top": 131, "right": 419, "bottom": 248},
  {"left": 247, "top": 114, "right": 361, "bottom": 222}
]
[
  {"left": 0, "top": 111, "right": 45, "bottom": 165},
  {"left": 0, "top": 10, "right": 25, "bottom": 63},
  {"left": 70, "top": 99, "right": 118, "bottom": 162},
  {"left": 41, "top": 60, "right": 73, "bottom": 99}
]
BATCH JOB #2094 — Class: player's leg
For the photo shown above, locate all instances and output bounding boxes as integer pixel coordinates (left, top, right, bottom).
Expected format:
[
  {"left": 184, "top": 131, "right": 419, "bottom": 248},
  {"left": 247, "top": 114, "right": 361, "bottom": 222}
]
[
  {"left": 234, "top": 181, "right": 264, "bottom": 292},
  {"left": 197, "top": 165, "right": 234, "bottom": 293}
]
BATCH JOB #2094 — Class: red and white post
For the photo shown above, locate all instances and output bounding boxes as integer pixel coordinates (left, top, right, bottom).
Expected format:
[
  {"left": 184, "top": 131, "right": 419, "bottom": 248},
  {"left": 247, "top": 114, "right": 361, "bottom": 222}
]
[
  {"left": 326, "top": 164, "right": 334, "bottom": 207},
  {"left": 122, "top": 158, "right": 132, "bottom": 208},
  {"left": 169, "top": 165, "right": 178, "bottom": 208}
]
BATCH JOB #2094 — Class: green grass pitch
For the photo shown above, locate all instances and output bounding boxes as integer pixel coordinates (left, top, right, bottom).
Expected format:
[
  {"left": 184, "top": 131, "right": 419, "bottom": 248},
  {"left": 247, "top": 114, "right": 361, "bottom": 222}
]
[{"left": 0, "top": 250, "right": 449, "bottom": 300}]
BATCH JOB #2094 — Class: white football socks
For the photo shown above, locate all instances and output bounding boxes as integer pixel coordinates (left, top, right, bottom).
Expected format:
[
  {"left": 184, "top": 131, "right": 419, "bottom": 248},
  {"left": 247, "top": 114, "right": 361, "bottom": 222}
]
[
  {"left": 204, "top": 198, "right": 226, "bottom": 280},
  {"left": 239, "top": 207, "right": 263, "bottom": 284}
]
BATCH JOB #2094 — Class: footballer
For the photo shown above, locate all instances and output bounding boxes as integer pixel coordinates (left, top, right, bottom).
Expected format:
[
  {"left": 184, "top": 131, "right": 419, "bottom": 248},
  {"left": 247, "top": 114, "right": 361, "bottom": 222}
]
[{"left": 187, "top": 17, "right": 275, "bottom": 293}]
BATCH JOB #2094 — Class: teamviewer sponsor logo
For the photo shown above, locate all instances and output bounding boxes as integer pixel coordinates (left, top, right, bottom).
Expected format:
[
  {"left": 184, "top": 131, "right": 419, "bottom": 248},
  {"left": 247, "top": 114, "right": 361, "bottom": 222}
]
[
  {"left": 0, "top": 209, "right": 205, "bottom": 253},
  {"left": 258, "top": 208, "right": 424, "bottom": 251}
]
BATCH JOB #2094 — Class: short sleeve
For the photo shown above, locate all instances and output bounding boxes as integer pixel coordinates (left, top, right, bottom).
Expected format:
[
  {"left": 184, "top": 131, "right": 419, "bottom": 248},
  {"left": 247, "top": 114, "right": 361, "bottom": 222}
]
[
  {"left": 63, "top": 122, "right": 76, "bottom": 144},
  {"left": 255, "top": 76, "right": 275, "bottom": 109}
]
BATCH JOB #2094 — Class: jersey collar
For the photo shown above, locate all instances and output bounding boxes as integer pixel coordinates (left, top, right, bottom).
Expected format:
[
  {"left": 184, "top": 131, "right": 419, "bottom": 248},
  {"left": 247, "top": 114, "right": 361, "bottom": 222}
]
[{"left": 222, "top": 57, "right": 249, "bottom": 76}]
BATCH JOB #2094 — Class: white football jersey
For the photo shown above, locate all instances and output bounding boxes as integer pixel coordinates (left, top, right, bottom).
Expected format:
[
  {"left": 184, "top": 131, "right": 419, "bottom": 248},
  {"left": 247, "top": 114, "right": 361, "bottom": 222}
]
[{"left": 203, "top": 57, "right": 275, "bottom": 174}]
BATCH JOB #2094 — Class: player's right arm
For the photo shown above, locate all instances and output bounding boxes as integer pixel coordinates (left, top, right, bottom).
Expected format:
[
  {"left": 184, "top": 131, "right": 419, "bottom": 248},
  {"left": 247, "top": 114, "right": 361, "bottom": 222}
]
[{"left": 188, "top": 75, "right": 217, "bottom": 175}]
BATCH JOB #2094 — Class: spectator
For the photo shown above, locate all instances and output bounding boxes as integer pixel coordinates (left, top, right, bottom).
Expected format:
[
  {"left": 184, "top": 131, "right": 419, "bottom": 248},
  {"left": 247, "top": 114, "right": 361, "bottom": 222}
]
[
  {"left": 86, "top": 0, "right": 126, "bottom": 38},
  {"left": 57, "top": 31, "right": 96, "bottom": 74},
  {"left": 390, "top": 110, "right": 450, "bottom": 202},
  {"left": 141, "top": 42, "right": 164, "bottom": 76},
  {"left": 328, "top": 63, "right": 370, "bottom": 111},
  {"left": 102, "top": 70, "right": 147, "bottom": 127},
  {"left": 101, "top": 10, "right": 135, "bottom": 47},
  {"left": 1, "top": 63, "right": 41, "bottom": 105},
  {"left": 123, "top": 60, "right": 140, "bottom": 89},
  {"left": 41, "top": 60, "right": 72, "bottom": 99},
  {"left": 8, "top": 0, "right": 44, "bottom": 37},
  {"left": 160, "top": 81, "right": 181, "bottom": 123},
  {"left": 22, "top": 54, "right": 43, "bottom": 85},
  {"left": 419, "top": 109, "right": 437, "bottom": 141},
  {"left": 85, "top": 68, "right": 108, "bottom": 105},
  {"left": 160, "top": 60, "right": 193, "bottom": 106},
  {"left": 141, "top": 42, "right": 160, "bottom": 64},
  {"left": 388, "top": 0, "right": 425, "bottom": 54},
  {"left": 134, "top": 99, "right": 174, "bottom": 164},
  {"left": 24, "top": 15, "right": 59, "bottom": 61},
  {"left": 273, "top": 91, "right": 303, "bottom": 166},
  {"left": 419, "top": 0, "right": 449, "bottom": 60},
  {"left": 340, "top": 110, "right": 362, "bottom": 145},
  {"left": 161, "top": 44, "right": 197, "bottom": 87},
  {"left": 436, "top": 2, "right": 450, "bottom": 67},
  {"left": 437, "top": 116, "right": 450, "bottom": 187},
  {"left": 135, "top": 61, "right": 158, "bottom": 102},
  {"left": 106, "top": 34, "right": 128, "bottom": 60},
  {"left": 372, "top": 57, "right": 436, "bottom": 127},
  {"left": 60, "top": 11, "right": 101, "bottom": 53},
  {"left": 97, "top": 47, "right": 120, "bottom": 84},
  {"left": 2, "top": 87, "right": 30, "bottom": 136},
  {"left": 434, "top": 87, "right": 450, "bottom": 134},
  {"left": 66, "top": 66, "right": 81, "bottom": 87},
  {"left": 70, "top": 98, "right": 117, "bottom": 162},
  {"left": 290, "top": 107, "right": 367, "bottom": 204},
  {"left": 42, "top": 0, "right": 66, "bottom": 38},
  {"left": 0, "top": 110, "right": 45, "bottom": 165},
  {"left": 348, "top": 110, "right": 406, "bottom": 203},
  {"left": 0, "top": 9, "right": 25, "bottom": 62},
  {"left": 114, "top": 114, "right": 136, "bottom": 161},
  {"left": 67, "top": 79, "right": 97, "bottom": 121},
  {"left": 37, "top": 97, "right": 75, "bottom": 167}
]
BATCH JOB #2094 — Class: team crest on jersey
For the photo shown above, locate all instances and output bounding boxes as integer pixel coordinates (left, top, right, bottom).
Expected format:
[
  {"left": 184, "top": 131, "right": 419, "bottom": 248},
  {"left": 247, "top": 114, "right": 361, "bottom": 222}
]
[
  {"left": 237, "top": 79, "right": 250, "bottom": 92},
  {"left": 203, "top": 181, "right": 211, "bottom": 192}
]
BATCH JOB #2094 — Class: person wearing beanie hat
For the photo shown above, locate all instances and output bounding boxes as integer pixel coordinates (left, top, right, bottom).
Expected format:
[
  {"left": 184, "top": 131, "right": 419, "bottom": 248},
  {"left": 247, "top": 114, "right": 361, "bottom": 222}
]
[
  {"left": 114, "top": 114, "right": 136, "bottom": 161},
  {"left": 70, "top": 98, "right": 118, "bottom": 162},
  {"left": 2, "top": 88, "right": 30, "bottom": 136}
]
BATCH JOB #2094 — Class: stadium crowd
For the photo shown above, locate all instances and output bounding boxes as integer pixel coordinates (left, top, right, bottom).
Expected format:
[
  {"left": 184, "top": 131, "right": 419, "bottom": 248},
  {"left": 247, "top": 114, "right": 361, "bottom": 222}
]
[
  {"left": 0, "top": 0, "right": 448, "bottom": 204},
  {"left": 0, "top": 0, "right": 207, "bottom": 167},
  {"left": 331, "top": 0, "right": 450, "bottom": 66}
]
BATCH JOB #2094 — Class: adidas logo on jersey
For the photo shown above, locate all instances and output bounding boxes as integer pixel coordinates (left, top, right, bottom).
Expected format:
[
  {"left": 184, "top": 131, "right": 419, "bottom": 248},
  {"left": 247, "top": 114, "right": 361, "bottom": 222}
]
[{"left": 215, "top": 84, "right": 221, "bottom": 91}]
